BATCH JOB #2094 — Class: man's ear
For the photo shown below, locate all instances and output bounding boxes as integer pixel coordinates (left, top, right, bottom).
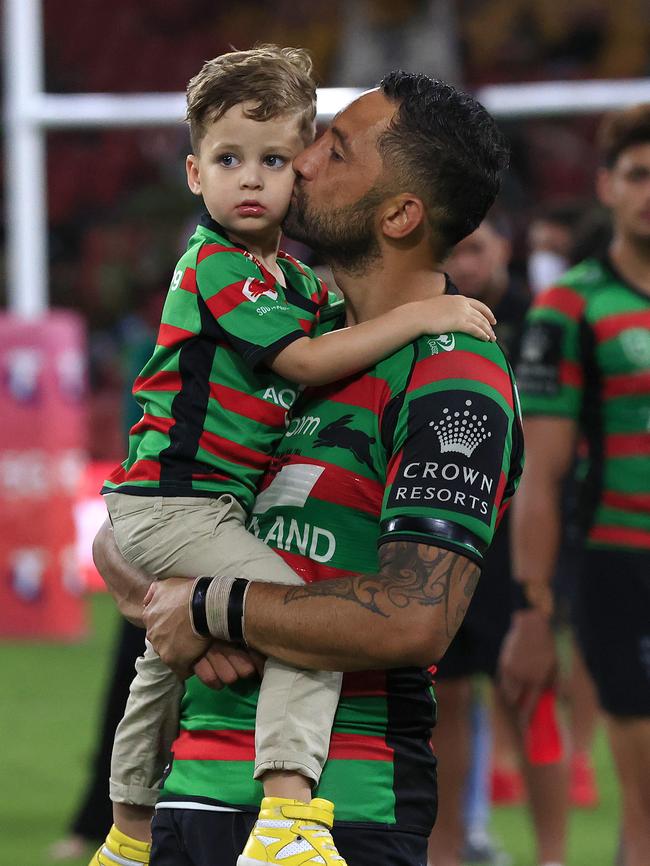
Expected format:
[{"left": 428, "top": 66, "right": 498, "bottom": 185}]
[
  {"left": 596, "top": 166, "right": 613, "bottom": 208},
  {"left": 380, "top": 195, "right": 426, "bottom": 240},
  {"left": 186, "top": 154, "right": 201, "bottom": 196}
]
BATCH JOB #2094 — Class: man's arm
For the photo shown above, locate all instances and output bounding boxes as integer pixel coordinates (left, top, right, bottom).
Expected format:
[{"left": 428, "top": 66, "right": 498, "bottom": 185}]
[
  {"left": 92, "top": 520, "right": 150, "bottom": 626},
  {"left": 498, "top": 415, "right": 577, "bottom": 711},
  {"left": 93, "top": 524, "right": 263, "bottom": 688},
  {"left": 143, "top": 541, "right": 480, "bottom": 672}
]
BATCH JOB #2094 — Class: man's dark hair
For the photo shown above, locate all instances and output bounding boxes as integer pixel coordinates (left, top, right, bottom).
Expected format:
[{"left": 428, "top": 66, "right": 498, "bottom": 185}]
[
  {"left": 378, "top": 71, "right": 510, "bottom": 257},
  {"left": 597, "top": 103, "right": 650, "bottom": 168}
]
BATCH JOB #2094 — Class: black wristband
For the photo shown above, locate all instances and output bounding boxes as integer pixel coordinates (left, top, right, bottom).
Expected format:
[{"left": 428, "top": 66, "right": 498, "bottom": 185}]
[
  {"left": 511, "top": 579, "right": 533, "bottom": 612},
  {"left": 191, "top": 577, "right": 213, "bottom": 637},
  {"left": 227, "top": 578, "right": 249, "bottom": 644}
]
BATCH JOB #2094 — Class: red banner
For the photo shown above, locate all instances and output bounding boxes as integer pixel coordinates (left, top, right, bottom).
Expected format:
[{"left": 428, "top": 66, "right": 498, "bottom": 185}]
[{"left": 0, "top": 312, "right": 88, "bottom": 639}]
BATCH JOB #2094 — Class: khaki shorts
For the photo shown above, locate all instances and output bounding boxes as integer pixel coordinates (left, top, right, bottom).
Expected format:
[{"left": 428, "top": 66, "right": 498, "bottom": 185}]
[{"left": 105, "top": 492, "right": 341, "bottom": 806}]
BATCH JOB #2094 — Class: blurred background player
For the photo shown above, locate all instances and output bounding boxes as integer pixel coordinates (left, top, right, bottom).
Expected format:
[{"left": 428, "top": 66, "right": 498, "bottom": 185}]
[
  {"left": 499, "top": 103, "right": 650, "bottom": 866},
  {"left": 428, "top": 214, "right": 571, "bottom": 866}
]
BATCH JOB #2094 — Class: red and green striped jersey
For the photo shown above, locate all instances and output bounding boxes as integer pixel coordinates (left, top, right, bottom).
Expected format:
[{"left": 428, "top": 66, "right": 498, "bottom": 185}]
[
  {"left": 159, "top": 315, "right": 524, "bottom": 833},
  {"left": 517, "top": 257, "right": 650, "bottom": 551},
  {"left": 102, "top": 215, "right": 332, "bottom": 512}
]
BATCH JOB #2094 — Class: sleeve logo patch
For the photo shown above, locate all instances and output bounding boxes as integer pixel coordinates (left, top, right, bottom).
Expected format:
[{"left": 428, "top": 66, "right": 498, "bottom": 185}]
[
  {"left": 388, "top": 390, "right": 508, "bottom": 524},
  {"left": 430, "top": 399, "right": 492, "bottom": 458},
  {"left": 242, "top": 276, "right": 278, "bottom": 303},
  {"left": 427, "top": 333, "right": 455, "bottom": 355},
  {"left": 517, "top": 321, "right": 564, "bottom": 396}
]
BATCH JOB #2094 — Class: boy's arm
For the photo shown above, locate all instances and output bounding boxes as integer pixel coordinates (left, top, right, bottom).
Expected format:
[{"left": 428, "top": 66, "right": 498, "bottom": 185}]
[{"left": 269, "top": 294, "right": 496, "bottom": 386}]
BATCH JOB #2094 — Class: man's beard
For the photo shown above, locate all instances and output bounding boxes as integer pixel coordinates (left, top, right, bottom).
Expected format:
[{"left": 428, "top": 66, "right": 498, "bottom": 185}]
[{"left": 283, "top": 182, "right": 384, "bottom": 273}]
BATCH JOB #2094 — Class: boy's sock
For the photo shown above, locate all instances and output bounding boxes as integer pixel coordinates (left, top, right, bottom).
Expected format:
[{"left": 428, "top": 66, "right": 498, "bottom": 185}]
[{"left": 89, "top": 825, "right": 151, "bottom": 866}]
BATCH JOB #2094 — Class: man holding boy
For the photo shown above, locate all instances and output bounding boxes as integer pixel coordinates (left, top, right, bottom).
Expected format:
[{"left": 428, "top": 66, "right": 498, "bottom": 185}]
[{"left": 95, "top": 69, "right": 520, "bottom": 866}]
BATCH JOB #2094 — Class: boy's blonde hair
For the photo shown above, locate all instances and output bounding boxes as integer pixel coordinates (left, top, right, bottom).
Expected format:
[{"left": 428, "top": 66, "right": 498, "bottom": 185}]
[{"left": 186, "top": 44, "right": 317, "bottom": 152}]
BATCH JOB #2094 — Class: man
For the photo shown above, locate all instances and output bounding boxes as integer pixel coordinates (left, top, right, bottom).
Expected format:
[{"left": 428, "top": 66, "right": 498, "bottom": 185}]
[
  {"left": 429, "top": 216, "right": 569, "bottom": 866},
  {"left": 498, "top": 104, "right": 650, "bottom": 866},
  {"left": 95, "top": 72, "right": 520, "bottom": 866}
]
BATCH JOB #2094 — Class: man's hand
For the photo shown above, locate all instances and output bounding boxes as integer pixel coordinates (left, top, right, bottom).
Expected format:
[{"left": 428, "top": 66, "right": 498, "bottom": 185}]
[
  {"left": 143, "top": 578, "right": 210, "bottom": 679},
  {"left": 497, "top": 609, "right": 558, "bottom": 722},
  {"left": 194, "top": 641, "right": 266, "bottom": 690}
]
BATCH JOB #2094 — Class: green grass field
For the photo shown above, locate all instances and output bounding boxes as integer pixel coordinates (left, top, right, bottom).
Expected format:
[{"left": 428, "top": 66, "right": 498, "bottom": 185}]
[{"left": 0, "top": 594, "right": 621, "bottom": 866}]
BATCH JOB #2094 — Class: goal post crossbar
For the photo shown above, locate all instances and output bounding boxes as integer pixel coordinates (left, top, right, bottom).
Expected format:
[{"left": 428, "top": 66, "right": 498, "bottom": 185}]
[{"left": 4, "top": 0, "right": 650, "bottom": 315}]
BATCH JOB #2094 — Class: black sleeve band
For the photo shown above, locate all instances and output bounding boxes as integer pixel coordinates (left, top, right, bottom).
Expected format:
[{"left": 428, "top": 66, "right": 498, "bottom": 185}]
[
  {"left": 191, "top": 577, "right": 213, "bottom": 637},
  {"left": 511, "top": 580, "right": 533, "bottom": 611},
  {"left": 227, "top": 578, "right": 249, "bottom": 644}
]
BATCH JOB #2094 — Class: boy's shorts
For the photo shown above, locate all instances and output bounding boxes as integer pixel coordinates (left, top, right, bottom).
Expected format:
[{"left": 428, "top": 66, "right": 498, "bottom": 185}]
[{"left": 105, "top": 492, "right": 342, "bottom": 805}]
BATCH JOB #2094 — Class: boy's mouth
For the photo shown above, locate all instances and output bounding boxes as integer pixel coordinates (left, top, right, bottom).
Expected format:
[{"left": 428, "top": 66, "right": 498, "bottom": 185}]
[{"left": 237, "top": 201, "right": 266, "bottom": 217}]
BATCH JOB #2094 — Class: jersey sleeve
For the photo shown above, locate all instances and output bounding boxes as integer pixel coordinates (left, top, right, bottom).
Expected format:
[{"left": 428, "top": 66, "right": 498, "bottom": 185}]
[
  {"left": 378, "top": 338, "right": 523, "bottom": 565},
  {"left": 195, "top": 246, "right": 306, "bottom": 368},
  {"left": 516, "top": 285, "right": 586, "bottom": 419}
]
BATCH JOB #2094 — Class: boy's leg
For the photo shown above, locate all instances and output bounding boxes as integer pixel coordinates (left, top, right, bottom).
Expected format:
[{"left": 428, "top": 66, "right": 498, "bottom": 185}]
[
  {"left": 106, "top": 494, "right": 345, "bottom": 864},
  {"left": 99, "top": 494, "right": 241, "bottom": 859},
  {"left": 110, "top": 641, "right": 183, "bottom": 813},
  {"left": 200, "top": 499, "right": 342, "bottom": 790},
  {"left": 192, "top": 500, "right": 346, "bottom": 864}
]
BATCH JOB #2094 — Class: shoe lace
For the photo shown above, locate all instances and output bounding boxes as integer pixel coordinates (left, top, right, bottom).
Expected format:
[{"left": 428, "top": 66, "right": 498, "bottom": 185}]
[{"left": 298, "top": 824, "right": 345, "bottom": 861}]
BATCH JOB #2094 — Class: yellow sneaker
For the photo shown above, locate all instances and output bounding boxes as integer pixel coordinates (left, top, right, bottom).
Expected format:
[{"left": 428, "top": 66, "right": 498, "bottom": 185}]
[
  {"left": 237, "top": 797, "right": 347, "bottom": 865},
  {"left": 88, "top": 825, "right": 151, "bottom": 866}
]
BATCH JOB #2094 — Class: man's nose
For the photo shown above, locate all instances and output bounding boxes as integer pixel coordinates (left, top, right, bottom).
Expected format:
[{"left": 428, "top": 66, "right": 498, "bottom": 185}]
[{"left": 293, "top": 139, "right": 322, "bottom": 181}]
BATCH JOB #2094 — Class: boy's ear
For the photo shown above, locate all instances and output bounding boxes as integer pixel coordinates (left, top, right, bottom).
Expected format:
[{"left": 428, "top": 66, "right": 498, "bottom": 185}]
[
  {"left": 186, "top": 154, "right": 201, "bottom": 196},
  {"left": 380, "top": 194, "right": 426, "bottom": 241}
]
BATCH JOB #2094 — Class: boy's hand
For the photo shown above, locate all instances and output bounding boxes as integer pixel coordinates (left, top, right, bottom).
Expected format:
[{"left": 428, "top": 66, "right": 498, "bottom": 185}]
[{"left": 416, "top": 295, "right": 497, "bottom": 341}]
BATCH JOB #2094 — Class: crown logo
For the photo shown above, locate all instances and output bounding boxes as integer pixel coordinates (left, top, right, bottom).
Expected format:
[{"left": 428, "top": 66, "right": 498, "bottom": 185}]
[{"left": 429, "top": 399, "right": 492, "bottom": 457}]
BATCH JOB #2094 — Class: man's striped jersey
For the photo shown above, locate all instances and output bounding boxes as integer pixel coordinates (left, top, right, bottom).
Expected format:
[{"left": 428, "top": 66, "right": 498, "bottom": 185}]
[
  {"left": 102, "top": 214, "right": 331, "bottom": 512},
  {"left": 159, "top": 307, "right": 524, "bottom": 833},
  {"left": 517, "top": 257, "right": 650, "bottom": 551}
]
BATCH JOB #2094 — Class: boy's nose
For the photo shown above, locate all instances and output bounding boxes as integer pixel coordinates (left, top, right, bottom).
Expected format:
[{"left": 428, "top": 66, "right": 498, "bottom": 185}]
[{"left": 240, "top": 168, "right": 263, "bottom": 189}]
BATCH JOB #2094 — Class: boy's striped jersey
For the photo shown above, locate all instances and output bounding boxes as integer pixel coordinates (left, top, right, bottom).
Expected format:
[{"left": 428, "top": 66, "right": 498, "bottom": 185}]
[{"left": 103, "top": 214, "right": 333, "bottom": 512}]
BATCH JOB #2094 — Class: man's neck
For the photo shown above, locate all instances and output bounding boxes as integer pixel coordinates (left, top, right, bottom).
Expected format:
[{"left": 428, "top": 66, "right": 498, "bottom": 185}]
[
  {"left": 609, "top": 233, "right": 650, "bottom": 296},
  {"left": 333, "top": 253, "right": 447, "bottom": 325}
]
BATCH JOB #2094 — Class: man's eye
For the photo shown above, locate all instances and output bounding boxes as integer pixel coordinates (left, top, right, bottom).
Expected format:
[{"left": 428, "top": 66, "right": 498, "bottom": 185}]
[
  {"left": 264, "top": 155, "right": 286, "bottom": 168},
  {"left": 627, "top": 169, "right": 650, "bottom": 182},
  {"left": 218, "top": 154, "right": 239, "bottom": 167},
  {"left": 329, "top": 148, "right": 343, "bottom": 162}
]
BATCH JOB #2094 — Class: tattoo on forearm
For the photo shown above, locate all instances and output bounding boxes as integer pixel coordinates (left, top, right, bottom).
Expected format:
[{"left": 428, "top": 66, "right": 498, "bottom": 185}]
[{"left": 283, "top": 542, "right": 479, "bottom": 637}]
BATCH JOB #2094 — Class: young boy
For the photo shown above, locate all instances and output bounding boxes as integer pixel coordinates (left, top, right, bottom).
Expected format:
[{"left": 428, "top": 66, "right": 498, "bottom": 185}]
[{"left": 94, "top": 45, "right": 496, "bottom": 866}]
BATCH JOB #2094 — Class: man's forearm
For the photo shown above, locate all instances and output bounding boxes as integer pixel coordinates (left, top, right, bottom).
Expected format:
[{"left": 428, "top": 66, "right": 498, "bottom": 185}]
[
  {"left": 511, "top": 475, "right": 563, "bottom": 616},
  {"left": 510, "top": 416, "right": 576, "bottom": 614},
  {"left": 92, "top": 520, "right": 150, "bottom": 626},
  {"left": 241, "top": 542, "right": 480, "bottom": 670}
]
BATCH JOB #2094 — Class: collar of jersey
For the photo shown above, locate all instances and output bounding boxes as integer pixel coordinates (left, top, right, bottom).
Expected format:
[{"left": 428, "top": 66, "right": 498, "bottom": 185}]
[{"left": 198, "top": 211, "right": 246, "bottom": 250}]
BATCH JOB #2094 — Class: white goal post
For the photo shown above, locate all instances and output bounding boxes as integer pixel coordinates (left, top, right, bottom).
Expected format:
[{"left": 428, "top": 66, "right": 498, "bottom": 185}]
[{"left": 4, "top": 0, "right": 650, "bottom": 317}]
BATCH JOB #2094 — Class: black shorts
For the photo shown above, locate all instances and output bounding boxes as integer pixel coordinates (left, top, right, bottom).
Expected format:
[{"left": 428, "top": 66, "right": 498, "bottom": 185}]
[
  {"left": 574, "top": 547, "right": 650, "bottom": 717},
  {"left": 435, "top": 519, "right": 513, "bottom": 680},
  {"left": 151, "top": 808, "right": 428, "bottom": 866}
]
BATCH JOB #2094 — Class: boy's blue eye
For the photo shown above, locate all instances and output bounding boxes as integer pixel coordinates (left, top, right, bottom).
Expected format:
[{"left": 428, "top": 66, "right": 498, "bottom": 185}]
[
  {"left": 218, "top": 154, "right": 239, "bottom": 167},
  {"left": 264, "top": 155, "right": 286, "bottom": 168}
]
